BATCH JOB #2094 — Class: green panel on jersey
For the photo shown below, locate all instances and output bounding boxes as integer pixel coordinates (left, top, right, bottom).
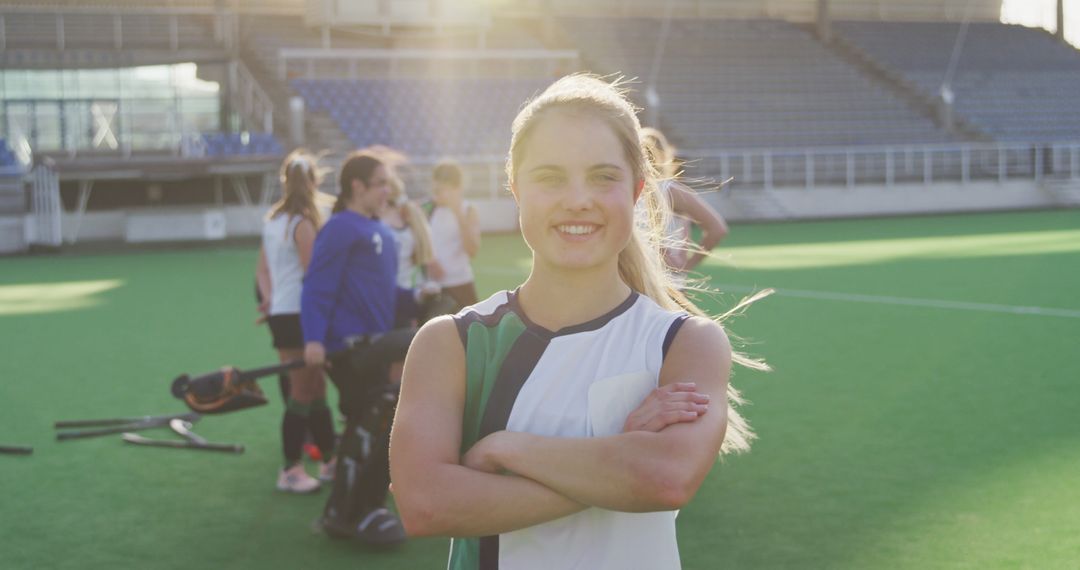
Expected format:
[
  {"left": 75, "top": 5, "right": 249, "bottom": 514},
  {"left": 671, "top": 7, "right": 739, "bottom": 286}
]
[
  {"left": 449, "top": 310, "right": 527, "bottom": 570},
  {"left": 449, "top": 537, "right": 480, "bottom": 570},
  {"left": 459, "top": 312, "right": 527, "bottom": 454}
]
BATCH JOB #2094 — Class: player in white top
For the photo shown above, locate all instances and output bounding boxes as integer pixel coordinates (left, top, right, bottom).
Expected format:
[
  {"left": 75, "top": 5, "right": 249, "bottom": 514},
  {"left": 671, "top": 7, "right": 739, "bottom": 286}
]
[
  {"left": 380, "top": 175, "right": 444, "bottom": 326},
  {"left": 426, "top": 161, "right": 481, "bottom": 309},
  {"left": 641, "top": 127, "right": 729, "bottom": 274},
  {"left": 256, "top": 151, "right": 337, "bottom": 493},
  {"left": 391, "top": 75, "right": 768, "bottom": 569}
]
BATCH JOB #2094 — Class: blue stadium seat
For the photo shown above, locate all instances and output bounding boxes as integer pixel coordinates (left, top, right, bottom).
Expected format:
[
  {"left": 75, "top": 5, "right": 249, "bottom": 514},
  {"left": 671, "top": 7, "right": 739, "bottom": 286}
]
[
  {"left": 291, "top": 78, "right": 551, "bottom": 157},
  {"left": 835, "top": 21, "right": 1080, "bottom": 142}
]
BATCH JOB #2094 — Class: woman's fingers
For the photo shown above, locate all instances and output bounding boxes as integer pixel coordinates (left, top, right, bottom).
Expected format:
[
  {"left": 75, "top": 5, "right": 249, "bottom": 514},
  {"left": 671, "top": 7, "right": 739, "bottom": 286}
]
[{"left": 647, "top": 410, "right": 700, "bottom": 431}]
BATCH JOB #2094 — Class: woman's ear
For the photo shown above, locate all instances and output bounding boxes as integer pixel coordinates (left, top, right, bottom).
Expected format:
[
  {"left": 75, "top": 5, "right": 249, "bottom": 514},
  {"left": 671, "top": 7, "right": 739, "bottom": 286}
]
[
  {"left": 351, "top": 178, "right": 365, "bottom": 194},
  {"left": 633, "top": 179, "right": 645, "bottom": 202}
]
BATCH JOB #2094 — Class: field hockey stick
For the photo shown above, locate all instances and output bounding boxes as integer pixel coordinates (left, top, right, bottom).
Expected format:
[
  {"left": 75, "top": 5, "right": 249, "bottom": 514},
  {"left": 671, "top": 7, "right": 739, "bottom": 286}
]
[
  {"left": 0, "top": 445, "right": 33, "bottom": 455},
  {"left": 169, "top": 419, "right": 208, "bottom": 444},
  {"left": 121, "top": 433, "right": 245, "bottom": 454},
  {"left": 55, "top": 412, "right": 200, "bottom": 430},
  {"left": 56, "top": 412, "right": 201, "bottom": 441}
]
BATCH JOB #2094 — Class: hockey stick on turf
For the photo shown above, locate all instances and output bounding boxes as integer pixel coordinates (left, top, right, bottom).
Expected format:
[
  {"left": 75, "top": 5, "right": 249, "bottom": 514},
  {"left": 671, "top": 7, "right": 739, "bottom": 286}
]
[
  {"left": 0, "top": 445, "right": 33, "bottom": 455},
  {"left": 55, "top": 412, "right": 201, "bottom": 430},
  {"left": 169, "top": 419, "right": 208, "bottom": 444},
  {"left": 56, "top": 412, "right": 201, "bottom": 441},
  {"left": 121, "top": 433, "right": 244, "bottom": 454}
]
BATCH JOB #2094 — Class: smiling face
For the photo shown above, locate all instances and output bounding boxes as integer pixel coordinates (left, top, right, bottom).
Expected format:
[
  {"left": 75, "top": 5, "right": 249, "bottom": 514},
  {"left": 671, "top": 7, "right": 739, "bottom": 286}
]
[{"left": 512, "top": 109, "right": 640, "bottom": 273}]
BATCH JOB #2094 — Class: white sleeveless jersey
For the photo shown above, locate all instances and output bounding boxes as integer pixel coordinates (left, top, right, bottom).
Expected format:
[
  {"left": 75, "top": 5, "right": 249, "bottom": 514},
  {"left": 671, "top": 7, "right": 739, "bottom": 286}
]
[
  {"left": 262, "top": 213, "right": 304, "bottom": 315},
  {"left": 429, "top": 204, "right": 475, "bottom": 287},
  {"left": 390, "top": 224, "right": 418, "bottom": 289},
  {"left": 449, "top": 289, "right": 690, "bottom": 570}
]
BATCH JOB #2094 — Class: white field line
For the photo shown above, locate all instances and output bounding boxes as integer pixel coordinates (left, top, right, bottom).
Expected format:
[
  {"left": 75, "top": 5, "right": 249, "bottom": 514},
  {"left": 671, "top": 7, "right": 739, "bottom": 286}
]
[
  {"left": 475, "top": 265, "right": 1080, "bottom": 319},
  {"left": 714, "top": 284, "right": 1080, "bottom": 319}
]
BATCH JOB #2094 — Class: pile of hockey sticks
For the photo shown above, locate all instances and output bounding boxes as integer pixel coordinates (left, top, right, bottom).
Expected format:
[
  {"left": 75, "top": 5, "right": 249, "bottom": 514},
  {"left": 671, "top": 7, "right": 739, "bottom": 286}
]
[{"left": 55, "top": 412, "right": 243, "bottom": 453}]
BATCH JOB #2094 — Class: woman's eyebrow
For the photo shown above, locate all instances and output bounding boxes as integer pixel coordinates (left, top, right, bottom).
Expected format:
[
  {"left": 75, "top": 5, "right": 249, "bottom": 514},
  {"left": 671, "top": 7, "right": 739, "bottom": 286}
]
[
  {"left": 588, "top": 164, "right": 626, "bottom": 172},
  {"left": 527, "top": 165, "right": 565, "bottom": 174}
]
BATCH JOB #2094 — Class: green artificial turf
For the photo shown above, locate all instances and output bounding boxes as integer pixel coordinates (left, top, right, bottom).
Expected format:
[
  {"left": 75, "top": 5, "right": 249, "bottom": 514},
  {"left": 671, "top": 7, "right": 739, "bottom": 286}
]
[{"left": 1, "top": 209, "right": 1077, "bottom": 569}]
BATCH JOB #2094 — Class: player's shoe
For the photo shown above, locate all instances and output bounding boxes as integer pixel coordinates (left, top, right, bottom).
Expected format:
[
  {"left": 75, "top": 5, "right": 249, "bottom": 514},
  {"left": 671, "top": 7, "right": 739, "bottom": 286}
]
[{"left": 277, "top": 463, "right": 321, "bottom": 494}]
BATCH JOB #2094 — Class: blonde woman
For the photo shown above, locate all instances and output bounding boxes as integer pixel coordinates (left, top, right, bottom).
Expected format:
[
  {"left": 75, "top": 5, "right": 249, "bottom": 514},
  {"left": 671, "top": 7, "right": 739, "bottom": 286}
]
[
  {"left": 256, "top": 150, "right": 336, "bottom": 493},
  {"left": 391, "top": 75, "right": 766, "bottom": 569},
  {"left": 641, "top": 126, "right": 729, "bottom": 273},
  {"left": 426, "top": 161, "right": 481, "bottom": 309},
  {"left": 380, "top": 177, "right": 444, "bottom": 326}
]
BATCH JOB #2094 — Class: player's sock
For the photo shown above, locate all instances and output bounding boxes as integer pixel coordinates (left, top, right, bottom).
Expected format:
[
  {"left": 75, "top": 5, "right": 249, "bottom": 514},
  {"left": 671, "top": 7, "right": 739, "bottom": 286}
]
[{"left": 282, "top": 398, "right": 312, "bottom": 466}]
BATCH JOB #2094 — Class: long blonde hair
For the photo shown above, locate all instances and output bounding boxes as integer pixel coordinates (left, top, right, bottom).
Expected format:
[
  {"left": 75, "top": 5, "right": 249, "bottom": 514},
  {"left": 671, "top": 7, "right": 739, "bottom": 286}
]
[
  {"left": 507, "top": 74, "right": 768, "bottom": 455},
  {"left": 641, "top": 126, "right": 680, "bottom": 180},
  {"left": 389, "top": 176, "right": 435, "bottom": 266},
  {"left": 269, "top": 149, "right": 324, "bottom": 229}
]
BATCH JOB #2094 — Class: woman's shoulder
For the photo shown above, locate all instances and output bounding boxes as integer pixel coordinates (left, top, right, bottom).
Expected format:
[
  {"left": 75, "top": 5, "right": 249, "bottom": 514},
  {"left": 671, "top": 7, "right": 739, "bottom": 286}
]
[
  {"left": 455, "top": 290, "right": 511, "bottom": 319},
  {"left": 663, "top": 314, "right": 730, "bottom": 361}
]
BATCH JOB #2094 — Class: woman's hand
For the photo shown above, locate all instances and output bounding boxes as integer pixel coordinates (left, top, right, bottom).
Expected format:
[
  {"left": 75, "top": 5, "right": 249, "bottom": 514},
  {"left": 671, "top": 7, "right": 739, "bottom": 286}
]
[
  {"left": 663, "top": 248, "right": 690, "bottom": 273},
  {"left": 622, "top": 382, "right": 709, "bottom": 433},
  {"left": 463, "top": 431, "right": 509, "bottom": 474},
  {"left": 304, "top": 341, "right": 327, "bottom": 367},
  {"left": 255, "top": 299, "right": 270, "bottom": 324},
  {"left": 426, "top": 259, "right": 446, "bottom": 281}
]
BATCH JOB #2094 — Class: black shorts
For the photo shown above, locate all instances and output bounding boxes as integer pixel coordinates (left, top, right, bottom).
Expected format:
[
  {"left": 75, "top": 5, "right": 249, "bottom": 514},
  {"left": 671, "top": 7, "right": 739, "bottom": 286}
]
[
  {"left": 268, "top": 313, "right": 304, "bottom": 350},
  {"left": 327, "top": 329, "right": 416, "bottom": 418}
]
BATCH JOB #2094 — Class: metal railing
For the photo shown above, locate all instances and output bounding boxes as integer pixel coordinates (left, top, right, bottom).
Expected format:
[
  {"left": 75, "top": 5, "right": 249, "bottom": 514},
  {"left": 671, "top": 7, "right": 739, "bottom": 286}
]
[
  {"left": 332, "top": 142, "right": 1080, "bottom": 201},
  {"left": 502, "top": 0, "right": 1000, "bottom": 22},
  {"left": 681, "top": 141, "right": 1080, "bottom": 191},
  {"left": 230, "top": 60, "right": 275, "bottom": 134},
  {"left": 30, "top": 164, "right": 62, "bottom": 247},
  {"left": 277, "top": 48, "right": 579, "bottom": 81},
  {"left": 0, "top": 5, "right": 223, "bottom": 52}
]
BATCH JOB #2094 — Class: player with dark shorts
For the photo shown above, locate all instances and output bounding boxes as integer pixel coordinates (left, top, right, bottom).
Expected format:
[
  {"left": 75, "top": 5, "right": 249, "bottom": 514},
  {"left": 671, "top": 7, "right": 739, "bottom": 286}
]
[
  {"left": 257, "top": 151, "right": 336, "bottom": 493},
  {"left": 301, "top": 150, "right": 416, "bottom": 545}
]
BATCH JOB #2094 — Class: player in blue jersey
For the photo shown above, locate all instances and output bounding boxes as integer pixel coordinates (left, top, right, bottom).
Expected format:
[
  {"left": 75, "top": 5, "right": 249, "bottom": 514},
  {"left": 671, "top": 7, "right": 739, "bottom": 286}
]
[{"left": 301, "top": 150, "right": 415, "bottom": 546}]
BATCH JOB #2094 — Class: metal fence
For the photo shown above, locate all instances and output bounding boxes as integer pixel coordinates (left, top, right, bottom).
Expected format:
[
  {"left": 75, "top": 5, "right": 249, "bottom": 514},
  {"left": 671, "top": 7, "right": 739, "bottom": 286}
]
[
  {"left": 30, "top": 165, "right": 62, "bottom": 247},
  {"left": 681, "top": 142, "right": 1080, "bottom": 191},
  {"left": 408, "top": 142, "right": 1080, "bottom": 199}
]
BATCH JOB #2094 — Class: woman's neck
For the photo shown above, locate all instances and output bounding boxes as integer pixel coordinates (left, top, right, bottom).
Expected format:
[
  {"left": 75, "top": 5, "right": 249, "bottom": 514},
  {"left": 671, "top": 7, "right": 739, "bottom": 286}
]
[
  {"left": 348, "top": 203, "right": 375, "bottom": 219},
  {"left": 517, "top": 260, "right": 631, "bottom": 332},
  {"left": 380, "top": 206, "right": 405, "bottom": 228}
]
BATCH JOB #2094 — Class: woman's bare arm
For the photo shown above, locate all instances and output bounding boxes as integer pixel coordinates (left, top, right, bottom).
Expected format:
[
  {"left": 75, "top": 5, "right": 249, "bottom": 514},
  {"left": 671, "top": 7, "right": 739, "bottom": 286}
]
[
  {"left": 463, "top": 317, "right": 731, "bottom": 512},
  {"left": 293, "top": 219, "right": 317, "bottom": 271},
  {"left": 669, "top": 182, "right": 728, "bottom": 271},
  {"left": 389, "top": 317, "right": 585, "bottom": 538}
]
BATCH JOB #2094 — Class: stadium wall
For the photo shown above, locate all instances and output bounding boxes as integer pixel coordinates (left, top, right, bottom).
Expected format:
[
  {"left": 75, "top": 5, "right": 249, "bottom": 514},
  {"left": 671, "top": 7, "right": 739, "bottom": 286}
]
[
  {"left": 707, "top": 180, "right": 1066, "bottom": 221},
  {"left": 22, "top": 198, "right": 521, "bottom": 245},
  {"left": 18, "top": 181, "right": 1073, "bottom": 248}
]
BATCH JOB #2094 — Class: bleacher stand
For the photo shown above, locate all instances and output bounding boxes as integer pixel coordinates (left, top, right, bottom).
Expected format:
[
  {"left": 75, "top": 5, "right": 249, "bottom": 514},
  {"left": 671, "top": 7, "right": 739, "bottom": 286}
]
[
  {"left": 292, "top": 78, "right": 550, "bottom": 158},
  {"left": 559, "top": 17, "right": 957, "bottom": 151},
  {"left": 835, "top": 21, "right": 1080, "bottom": 142}
]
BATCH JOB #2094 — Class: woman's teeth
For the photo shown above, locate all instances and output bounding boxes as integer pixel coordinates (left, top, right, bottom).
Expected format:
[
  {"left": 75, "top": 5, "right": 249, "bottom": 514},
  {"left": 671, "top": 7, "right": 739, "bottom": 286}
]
[{"left": 558, "top": 225, "right": 596, "bottom": 235}]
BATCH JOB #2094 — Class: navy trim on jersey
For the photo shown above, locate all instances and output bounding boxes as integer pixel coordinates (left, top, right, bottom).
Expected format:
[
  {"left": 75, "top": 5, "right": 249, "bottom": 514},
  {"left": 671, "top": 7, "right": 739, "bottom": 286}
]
[
  {"left": 507, "top": 288, "right": 640, "bottom": 339},
  {"left": 662, "top": 314, "right": 691, "bottom": 360},
  {"left": 454, "top": 297, "right": 516, "bottom": 349}
]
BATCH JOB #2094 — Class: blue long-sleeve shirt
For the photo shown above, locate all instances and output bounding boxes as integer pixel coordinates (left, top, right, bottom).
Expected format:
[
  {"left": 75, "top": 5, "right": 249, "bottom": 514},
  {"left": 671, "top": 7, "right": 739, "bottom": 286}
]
[{"left": 301, "top": 210, "right": 408, "bottom": 353}]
